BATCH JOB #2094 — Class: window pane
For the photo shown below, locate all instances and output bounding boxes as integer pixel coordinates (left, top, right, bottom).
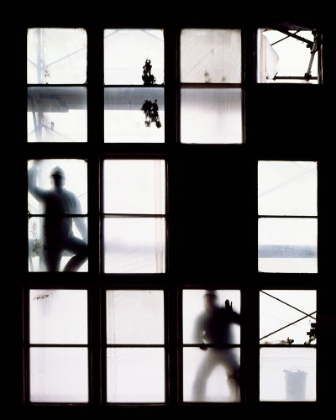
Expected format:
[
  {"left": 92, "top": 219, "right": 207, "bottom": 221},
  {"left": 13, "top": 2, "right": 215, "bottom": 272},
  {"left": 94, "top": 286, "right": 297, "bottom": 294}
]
[
  {"left": 106, "top": 290, "right": 164, "bottom": 344},
  {"left": 260, "top": 347, "right": 316, "bottom": 401},
  {"left": 258, "top": 217, "right": 317, "bottom": 273},
  {"left": 180, "top": 29, "right": 241, "bottom": 83},
  {"left": 104, "top": 160, "right": 165, "bottom": 214},
  {"left": 28, "top": 159, "right": 88, "bottom": 272},
  {"left": 30, "top": 289, "right": 88, "bottom": 344},
  {"left": 258, "top": 161, "right": 317, "bottom": 216},
  {"left": 104, "top": 87, "right": 164, "bottom": 143},
  {"left": 104, "top": 29, "right": 164, "bottom": 85},
  {"left": 27, "top": 86, "right": 87, "bottom": 143},
  {"left": 106, "top": 348, "right": 165, "bottom": 402},
  {"left": 181, "top": 88, "right": 242, "bottom": 144},
  {"left": 27, "top": 28, "right": 87, "bottom": 84},
  {"left": 104, "top": 217, "right": 165, "bottom": 273},
  {"left": 30, "top": 347, "right": 88, "bottom": 402}
]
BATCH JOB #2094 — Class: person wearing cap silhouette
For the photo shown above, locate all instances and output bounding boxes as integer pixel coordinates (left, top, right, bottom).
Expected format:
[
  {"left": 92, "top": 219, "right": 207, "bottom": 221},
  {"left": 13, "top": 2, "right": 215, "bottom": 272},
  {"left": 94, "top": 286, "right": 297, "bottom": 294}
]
[
  {"left": 28, "top": 164, "right": 88, "bottom": 272},
  {"left": 192, "top": 290, "right": 241, "bottom": 402}
]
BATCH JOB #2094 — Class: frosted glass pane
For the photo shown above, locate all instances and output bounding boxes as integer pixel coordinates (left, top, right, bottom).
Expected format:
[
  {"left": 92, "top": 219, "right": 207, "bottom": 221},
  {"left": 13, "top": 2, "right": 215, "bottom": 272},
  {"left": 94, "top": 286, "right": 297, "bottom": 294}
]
[
  {"left": 183, "top": 289, "right": 241, "bottom": 344},
  {"left": 30, "top": 347, "right": 88, "bottom": 402},
  {"left": 257, "top": 28, "right": 318, "bottom": 84},
  {"left": 258, "top": 218, "right": 317, "bottom": 273},
  {"left": 104, "top": 87, "right": 164, "bottom": 143},
  {"left": 106, "top": 348, "right": 165, "bottom": 402},
  {"left": 260, "top": 290, "right": 316, "bottom": 345},
  {"left": 106, "top": 290, "right": 164, "bottom": 344},
  {"left": 104, "top": 217, "right": 165, "bottom": 273},
  {"left": 28, "top": 159, "right": 88, "bottom": 272},
  {"left": 104, "top": 29, "right": 164, "bottom": 85},
  {"left": 181, "top": 29, "right": 241, "bottom": 83},
  {"left": 30, "top": 290, "right": 88, "bottom": 344},
  {"left": 258, "top": 161, "right": 317, "bottom": 216},
  {"left": 181, "top": 88, "right": 242, "bottom": 144},
  {"left": 183, "top": 347, "right": 241, "bottom": 402},
  {"left": 28, "top": 87, "right": 87, "bottom": 143},
  {"left": 27, "top": 28, "right": 87, "bottom": 84},
  {"left": 104, "top": 160, "right": 165, "bottom": 214},
  {"left": 260, "top": 348, "right": 316, "bottom": 401}
]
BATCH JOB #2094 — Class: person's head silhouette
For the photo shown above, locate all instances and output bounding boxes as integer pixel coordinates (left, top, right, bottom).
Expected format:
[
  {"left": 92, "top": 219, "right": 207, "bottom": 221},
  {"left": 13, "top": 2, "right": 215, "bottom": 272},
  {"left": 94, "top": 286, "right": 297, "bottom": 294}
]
[{"left": 50, "top": 166, "right": 65, "bottom": 190}]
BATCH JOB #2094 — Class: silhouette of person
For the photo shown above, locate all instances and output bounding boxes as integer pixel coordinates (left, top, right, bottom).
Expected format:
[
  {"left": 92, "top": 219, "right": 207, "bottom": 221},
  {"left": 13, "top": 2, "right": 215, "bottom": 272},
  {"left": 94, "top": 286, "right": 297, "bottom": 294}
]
[
  {"left": 192, "top": 290, "right": 241, "bottom": 402},
  {"left": 28, "top": 164, "right": 88, "bottom": 272}
]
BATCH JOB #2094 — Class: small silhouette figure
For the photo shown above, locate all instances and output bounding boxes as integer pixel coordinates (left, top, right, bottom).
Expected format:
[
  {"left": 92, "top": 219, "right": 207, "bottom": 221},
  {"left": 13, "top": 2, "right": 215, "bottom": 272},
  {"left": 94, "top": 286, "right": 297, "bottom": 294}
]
[
  {"left": 28, "top": 163, "right": 88, "bottom": 272},
  {"left": 192, "top": 290, "right": 241, "bottom": 402}
]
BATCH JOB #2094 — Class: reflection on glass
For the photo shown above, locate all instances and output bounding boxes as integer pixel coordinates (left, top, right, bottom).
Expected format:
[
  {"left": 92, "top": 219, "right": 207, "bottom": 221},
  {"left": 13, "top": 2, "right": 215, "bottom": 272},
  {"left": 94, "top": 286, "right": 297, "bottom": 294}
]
[
  {"left": 104, "top": 87, "right": 164, "bottom": 143},
  {"left": 28, "top": 159, "right": 88, "bottom": 272},
  {"left": 104, "top": 29, "right": 164, "bottom": 85},
  {"left": 260, "top": 347, "right": 316, "bottom": 401},
  {"left": 181, "top": 88, "right": 242, "bottom": 144},
  {"left": 180, "top": 29, "right": 241, "bottom": 83},
  {"left": 27, "top": 28, "right": 87, "bottom": 84},
  {"left": 30, "top": 289, "right": 88, "bottom": 344},
  {"left": 183, "top": 290, "right": 241, "bottom": 402},
  {"left": 106, "top": 290, "right": 164, "bottom": 344},
  {"left": 30, "top": 347, "right": 88, "bottom": 402},
  {"left": 27, "top": 86, "right": 87, "bottom": 143}
]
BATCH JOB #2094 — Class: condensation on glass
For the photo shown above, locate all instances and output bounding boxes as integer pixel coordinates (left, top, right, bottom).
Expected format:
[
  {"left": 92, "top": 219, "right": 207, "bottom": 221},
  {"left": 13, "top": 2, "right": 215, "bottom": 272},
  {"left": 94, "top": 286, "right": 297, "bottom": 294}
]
[
  {"left": 183, "top": 289, "right": 241, "bottom": 403},
  {"left": 29, "top": 289, "right": 88, "bottom": 402},
  {"left": 258, "top": 161, "right": 317, "bottom": 273},
  {"left": 103, "top": 159, "right": 166, "bottom": 273},
  {"left": 180, "top": 29, "right": 242, "bottom": 144},
  {"left": 106, "top": 290, "right": 165, "bottom": 402},
  {"left": 259, "top": 290, "right": 316, "bottom": 401},
  {"left": 27, "top": 28, "right": 87, "bottom": 143},
  {"left": 28, "top": 159, "right": 88, "bottom": 272}
]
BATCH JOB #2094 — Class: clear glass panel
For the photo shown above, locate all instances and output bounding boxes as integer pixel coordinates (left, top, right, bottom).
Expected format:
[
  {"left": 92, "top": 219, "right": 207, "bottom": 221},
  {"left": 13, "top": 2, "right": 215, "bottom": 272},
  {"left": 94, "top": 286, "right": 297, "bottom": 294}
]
[
  {"left": 104, "top": 87, "right": 164, "bottom": 143},
  {"left": 258, "top": 161, "right": 317, "bottom": 216},
  {"left": 30, "top": 289, "right": 88, "bottom": 344},
  {"left": 260, "top": 290, "right": 316, "bottom": 345},
  {"left": 258, "top": 217, "right": 317, "bottom": 273},
  {"left": 106, "top": 290, "right": 164, "bottom": 344},
  {"left": 27, "top": 86, "right": 87, "bottom": 143},
  {"left": 28, "top": 159, "right": 88, "bottom": 272},
  {"left": 27, "top": 28, "right": 87, "bottom": 84},
  {"left": 104, "top": 160, "right": 165, "bottom": 214},
  {"left": 260, "top": 347, "right": 316, "bottom": 401},
  {"left": 181, "top": 88, "right": 242, "bottom": 144},
  {"left": 30, "top": 347, "right": 88, "bottom": 402},
  {"left": 104, "top": 29, "right": 164, "bottom": 85},
  {"left": 257, "top": 28, "right": 318, "bottom": 84},
  {"left": 180, "top": 29, "right": 241, "bottom": 83},
  {"left": 106, "top": 348, "right": 165, "bottom": 402},
  {"left": 104, "top": 217, "right": 165, "bottom": 273}
]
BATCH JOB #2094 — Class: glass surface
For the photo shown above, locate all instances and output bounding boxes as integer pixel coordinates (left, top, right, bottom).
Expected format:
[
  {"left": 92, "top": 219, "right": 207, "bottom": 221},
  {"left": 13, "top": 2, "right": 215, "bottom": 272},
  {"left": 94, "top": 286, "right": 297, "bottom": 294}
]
[
  {"left": 258, "top": 161, "right": 317, "bottom": 216},
  {"left": 27, "top": 28, "right": 87, "bottom": 84},
  {"left": 27, "top": 86, "right": 87, "bottom": 142},
  {"left": 30, "top": 347, "right": 88, "bottom": 402},
  {"left": 106, "top": 290, "right": 164, "bottom": 344},
  {"left": 104, "top": 160, "right": 165, "bottom": 214},
  {"left": 257, "top": 28, "right": 318, "bottom": 84},
  {"left": 30, "top": 289, "right": 88, "bottom": 344},
  {"left": 260, "top": 290, "right": 316, "bottom": 345},
  {"left": 104, "top": 217, "right": 165, "bottom": 273},
  {"left": 104, "top": 29, "right": 164, "bottom": 85},
  {"left": 28, "top": 159, "right": 88, "bottom": 272},
  {"left": 258, "top": 218, "right": 317, "bottom": 273},
  {"left": 260, "top": 347, "right": 316, "bottom": 401},
  {"left": 104, "top": 87, "right": 164, "bottom": 143},
  {"left": 181, "top": 88, "right": 242, "bottom": 144},
  {"left": 106, "top": 348, "right": 165, "bottom": 402},
  {"left": 180, "top": 29, "right": 241, "bottom": 83}
]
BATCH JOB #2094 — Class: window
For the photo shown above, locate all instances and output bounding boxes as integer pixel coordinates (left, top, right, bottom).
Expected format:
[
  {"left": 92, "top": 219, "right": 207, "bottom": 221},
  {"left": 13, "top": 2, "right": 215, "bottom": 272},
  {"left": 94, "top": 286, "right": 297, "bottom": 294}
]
[{"left": 19, "top": 20, "right": 329, "bottom": 415}]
